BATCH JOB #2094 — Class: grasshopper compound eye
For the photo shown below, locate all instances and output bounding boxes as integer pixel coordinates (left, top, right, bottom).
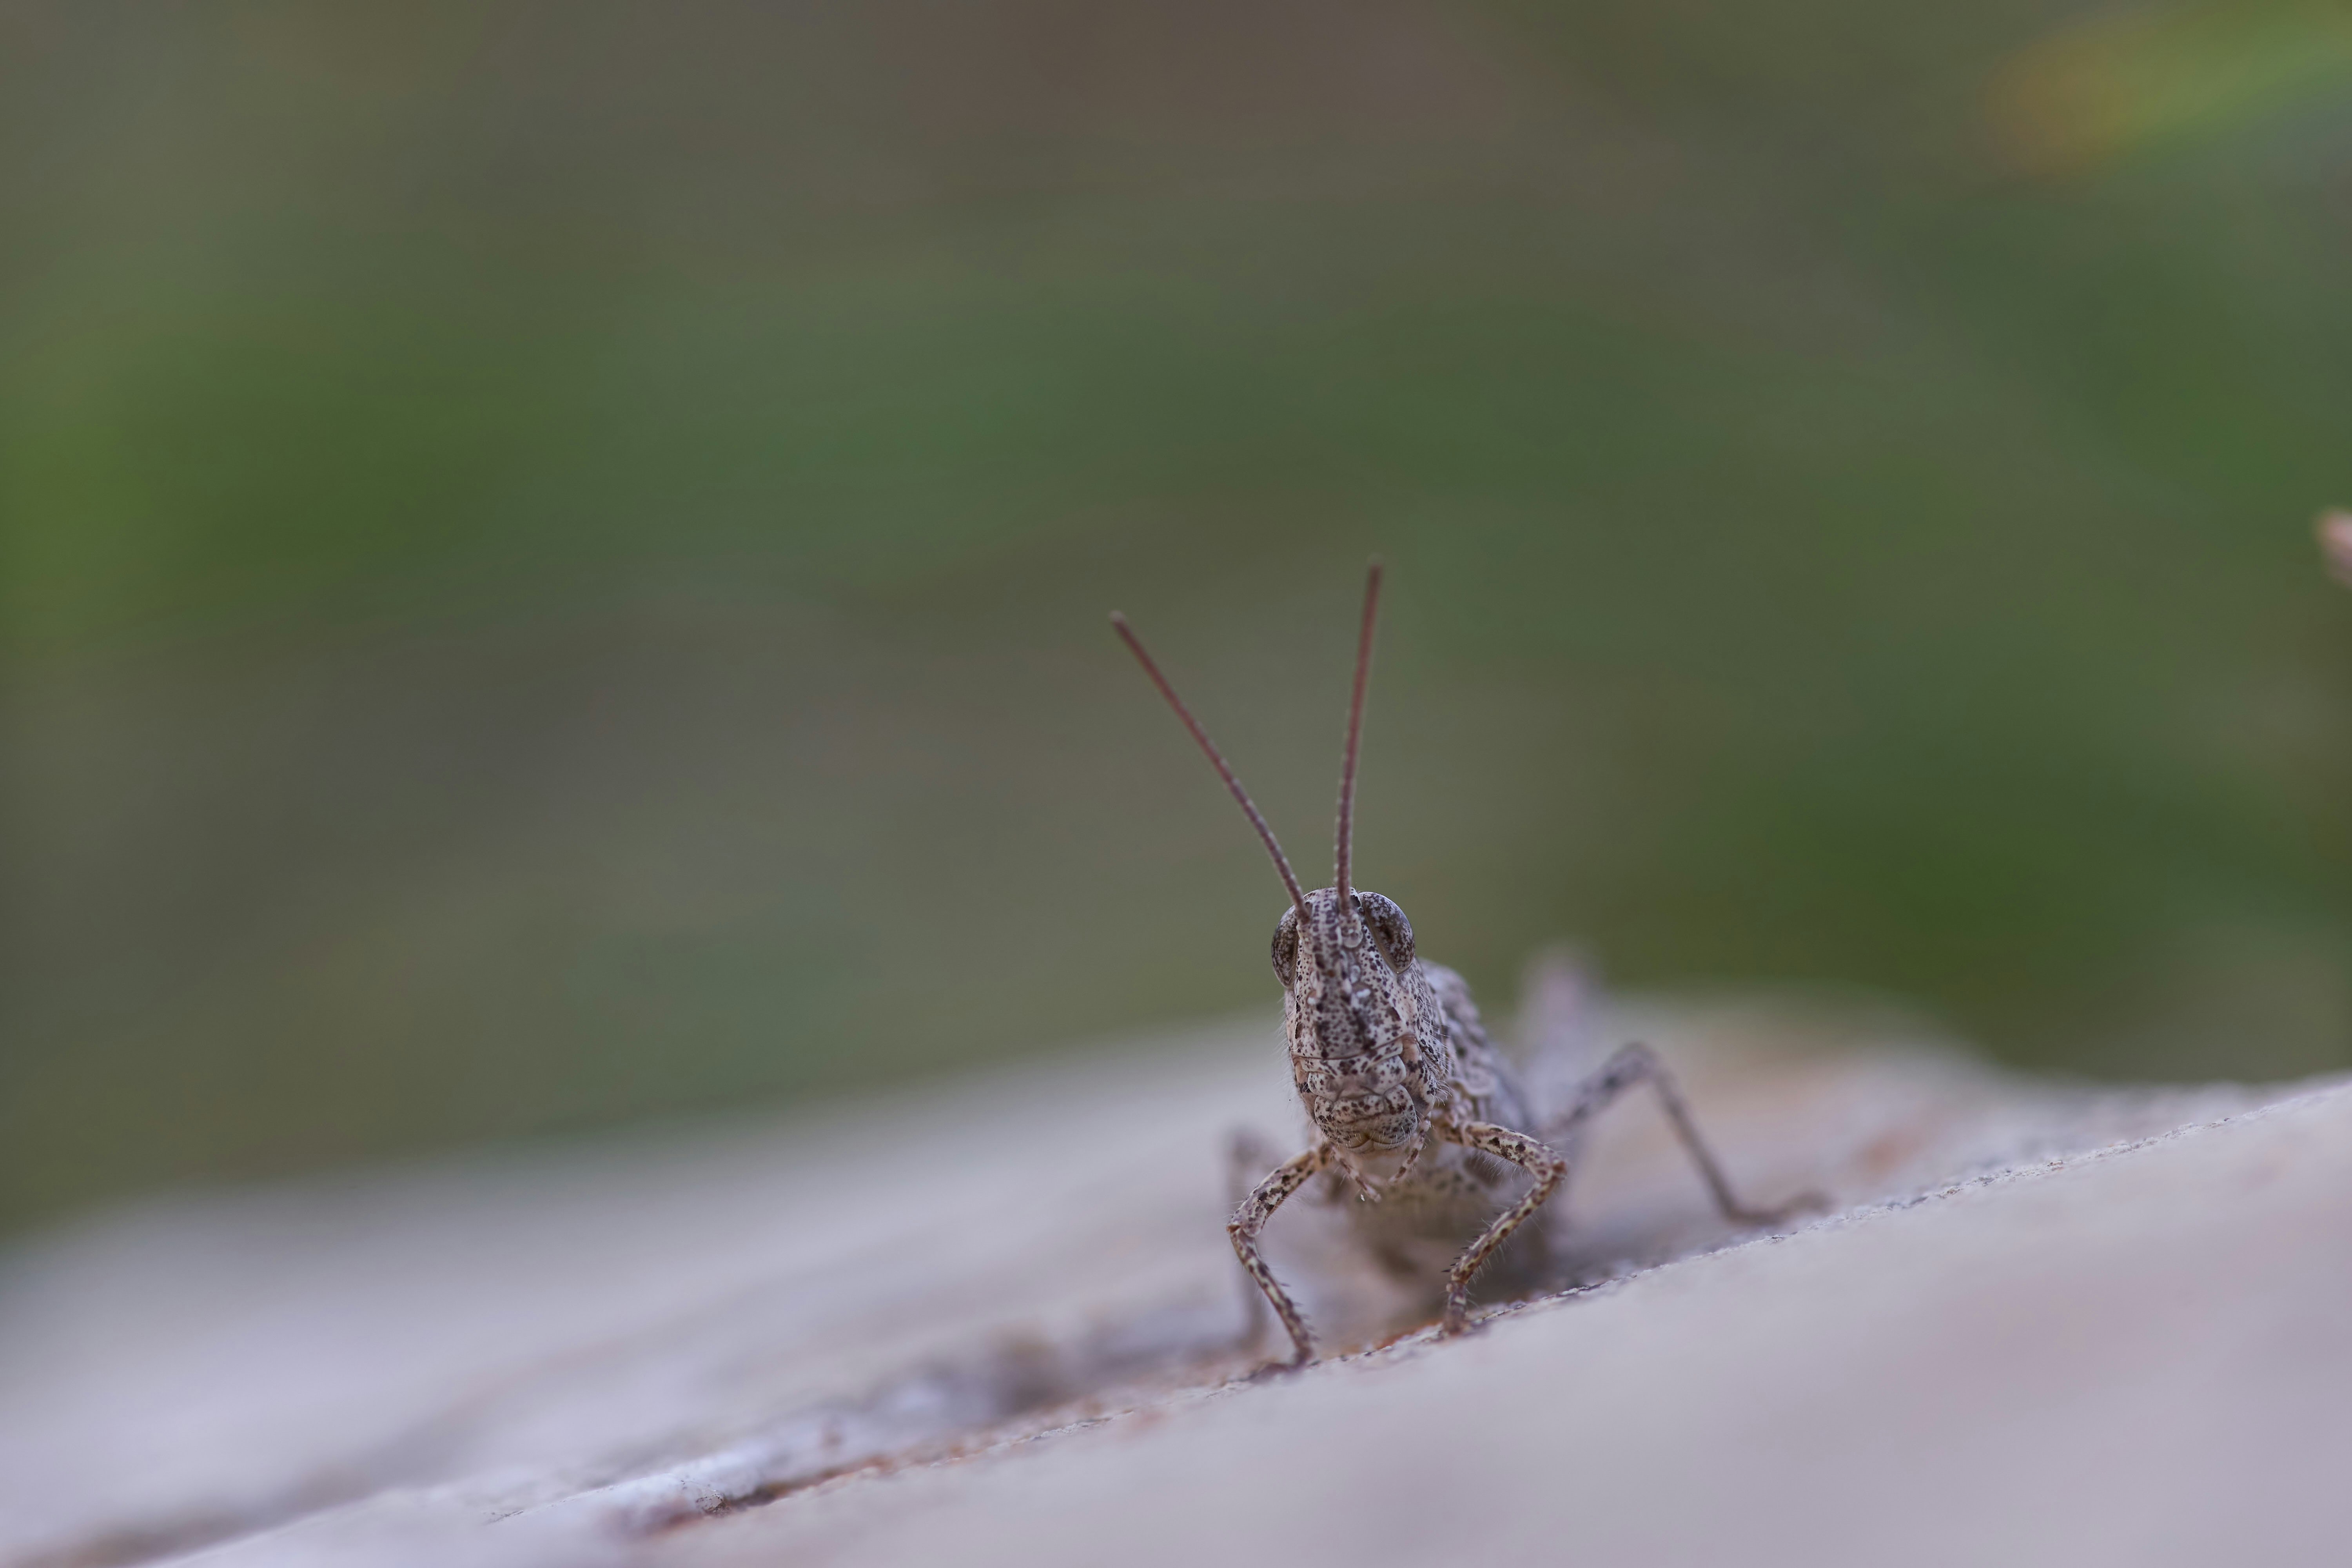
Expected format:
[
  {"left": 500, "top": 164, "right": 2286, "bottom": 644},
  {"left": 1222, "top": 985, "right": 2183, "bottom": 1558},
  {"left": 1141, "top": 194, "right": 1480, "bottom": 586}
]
[
  {"left": 1271, "top": 906, "right": 1300, "bottom": 989},
  {"left": 1354, "top": 891, "right": 1414, "bottom": 973}
]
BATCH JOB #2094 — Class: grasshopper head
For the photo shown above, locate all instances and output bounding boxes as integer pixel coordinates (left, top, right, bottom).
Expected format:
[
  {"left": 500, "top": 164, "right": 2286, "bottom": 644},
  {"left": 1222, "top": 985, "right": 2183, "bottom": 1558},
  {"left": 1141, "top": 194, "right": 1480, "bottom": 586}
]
[
  {"left": 1277, "top": 886, "right": 1431, "bottom": 1152},
  {"left": 1277, "top": 885, "right": 1421, "bottom": 1085}
]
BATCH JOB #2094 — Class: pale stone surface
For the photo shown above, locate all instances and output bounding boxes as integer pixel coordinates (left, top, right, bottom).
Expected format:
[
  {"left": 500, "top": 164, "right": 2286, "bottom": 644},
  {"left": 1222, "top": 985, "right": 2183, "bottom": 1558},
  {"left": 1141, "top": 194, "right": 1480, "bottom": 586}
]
[{"left": 0, "top": 1001, "right": 2330, "bottom": 1568}]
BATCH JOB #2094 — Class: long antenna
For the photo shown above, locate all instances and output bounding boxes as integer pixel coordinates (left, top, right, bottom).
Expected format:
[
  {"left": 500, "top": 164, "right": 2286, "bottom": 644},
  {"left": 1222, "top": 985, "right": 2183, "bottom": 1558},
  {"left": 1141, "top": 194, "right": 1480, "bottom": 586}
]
[
  {"left": 1333, "top": 559, "right": 1383, "bottom": 915},
  {"left": 1112, "top": 612, "right": 1307, "bottom": 912}
]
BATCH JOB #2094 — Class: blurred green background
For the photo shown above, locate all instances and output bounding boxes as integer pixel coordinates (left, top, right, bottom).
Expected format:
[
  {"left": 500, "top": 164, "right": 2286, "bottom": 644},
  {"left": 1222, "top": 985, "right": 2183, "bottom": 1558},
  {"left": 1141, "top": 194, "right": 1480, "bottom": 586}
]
[{"left": 5, "top": 0, "right": 2352, "bottom": 1237}]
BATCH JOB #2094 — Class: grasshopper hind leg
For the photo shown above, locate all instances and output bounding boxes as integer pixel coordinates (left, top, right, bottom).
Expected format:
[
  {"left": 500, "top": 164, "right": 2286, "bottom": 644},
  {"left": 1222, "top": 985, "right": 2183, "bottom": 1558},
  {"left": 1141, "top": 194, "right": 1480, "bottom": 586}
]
[{"left": 1546, "top": 1042, "right": 1826, "bottom": 1229}]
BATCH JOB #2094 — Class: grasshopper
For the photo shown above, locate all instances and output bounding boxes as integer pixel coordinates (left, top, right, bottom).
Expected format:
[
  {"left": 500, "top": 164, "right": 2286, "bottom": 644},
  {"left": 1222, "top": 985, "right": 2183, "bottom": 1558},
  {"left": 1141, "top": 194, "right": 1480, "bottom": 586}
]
[{"left": 1113, "top": 563, "right": 1820, "bottom": 1368}]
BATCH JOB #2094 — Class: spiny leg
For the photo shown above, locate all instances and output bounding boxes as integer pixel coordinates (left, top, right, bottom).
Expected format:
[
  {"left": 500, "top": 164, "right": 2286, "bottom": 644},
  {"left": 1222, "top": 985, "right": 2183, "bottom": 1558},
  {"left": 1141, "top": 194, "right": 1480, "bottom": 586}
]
[
  {"left": 1438, "top": 1121, "right": 1568, "bottom": 1335},
  {"left": 1230, "top": 1141, "right": 1335, "bottom": 1368},
  {"left": 1223, "top": 1129, "right": 1288, "bottom": 1351},
  {"left": 1546, "top": 1042, "right": 1825, "bottom": 1227}
]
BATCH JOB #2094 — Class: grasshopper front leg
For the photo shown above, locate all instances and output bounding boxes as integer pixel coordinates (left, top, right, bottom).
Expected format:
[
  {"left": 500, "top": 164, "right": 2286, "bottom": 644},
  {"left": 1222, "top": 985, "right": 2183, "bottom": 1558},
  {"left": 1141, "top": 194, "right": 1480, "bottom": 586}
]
[
  {"left": 1229, "top": 1141, "right": 1335, "bottom": 1369},
  {"left": 1439, "top": 1121, "right": 1568, "bottom": 1335}
]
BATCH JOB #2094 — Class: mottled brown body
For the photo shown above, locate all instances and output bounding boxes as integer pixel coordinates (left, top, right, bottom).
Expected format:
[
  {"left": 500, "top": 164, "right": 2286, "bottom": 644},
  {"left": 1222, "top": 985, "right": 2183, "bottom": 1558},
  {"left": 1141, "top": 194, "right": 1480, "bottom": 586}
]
[
  {"left": 1278, "top": 889, "right": 1538, "bottom": 1253},
  {"left": 1115, "top": 565, "right": 1819, "bottom": 1370},
  {"left": 1235, "top": 881, "right": 1570, "bottom": 1363}
]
